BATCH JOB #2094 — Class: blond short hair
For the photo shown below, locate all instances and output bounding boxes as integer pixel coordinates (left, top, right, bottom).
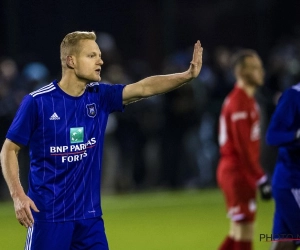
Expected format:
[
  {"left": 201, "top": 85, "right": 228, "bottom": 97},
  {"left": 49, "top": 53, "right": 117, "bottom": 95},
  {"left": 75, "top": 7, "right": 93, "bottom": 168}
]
[{"left": 60, "top": 31, "right": 96, "bottom": 68}]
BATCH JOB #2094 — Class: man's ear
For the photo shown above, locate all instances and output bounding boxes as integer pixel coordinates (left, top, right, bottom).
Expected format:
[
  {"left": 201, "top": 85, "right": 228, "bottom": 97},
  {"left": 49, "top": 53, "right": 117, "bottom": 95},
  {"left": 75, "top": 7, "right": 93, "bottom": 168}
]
[{"left": 66, "top": 56, "right": 75, "bottom": 69}]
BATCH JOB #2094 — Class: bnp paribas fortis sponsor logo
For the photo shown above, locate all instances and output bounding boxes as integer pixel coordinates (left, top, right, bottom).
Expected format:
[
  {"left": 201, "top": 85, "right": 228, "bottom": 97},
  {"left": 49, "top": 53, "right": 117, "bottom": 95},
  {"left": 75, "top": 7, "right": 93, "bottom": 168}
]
[{"left": 70, "top": 127, "right": 84, "bottom": 144}]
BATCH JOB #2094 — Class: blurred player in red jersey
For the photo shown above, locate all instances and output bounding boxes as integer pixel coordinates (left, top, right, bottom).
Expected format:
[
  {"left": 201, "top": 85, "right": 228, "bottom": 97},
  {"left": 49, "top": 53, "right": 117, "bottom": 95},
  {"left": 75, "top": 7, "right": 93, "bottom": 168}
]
[{"left": 217, "top": 50, "right": 272, "bottom": 250}]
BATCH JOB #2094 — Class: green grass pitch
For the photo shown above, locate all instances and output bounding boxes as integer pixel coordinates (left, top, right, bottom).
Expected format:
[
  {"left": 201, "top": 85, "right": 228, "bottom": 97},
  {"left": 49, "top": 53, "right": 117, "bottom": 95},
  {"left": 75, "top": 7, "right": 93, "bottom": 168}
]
[{"left": 0, "top": 189, "right": 274, "bottom": 249}]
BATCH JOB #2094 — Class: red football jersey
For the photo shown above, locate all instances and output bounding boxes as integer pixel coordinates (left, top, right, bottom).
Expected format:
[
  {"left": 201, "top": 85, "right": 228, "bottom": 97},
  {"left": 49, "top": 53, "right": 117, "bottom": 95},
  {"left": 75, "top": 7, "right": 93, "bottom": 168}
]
[{"left": 218, "top": 85, "right": 265, "bottom": 188}]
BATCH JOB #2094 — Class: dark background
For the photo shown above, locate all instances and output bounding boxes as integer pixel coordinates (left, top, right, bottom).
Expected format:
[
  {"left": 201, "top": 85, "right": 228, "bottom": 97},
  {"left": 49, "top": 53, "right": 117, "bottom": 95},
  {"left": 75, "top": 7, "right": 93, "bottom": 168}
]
[
  {"left": 1, "top": 0, "right": 299, "bottom": 75},
  {"left": 0, "top": 0, "right": 300, "bottom": 194}
]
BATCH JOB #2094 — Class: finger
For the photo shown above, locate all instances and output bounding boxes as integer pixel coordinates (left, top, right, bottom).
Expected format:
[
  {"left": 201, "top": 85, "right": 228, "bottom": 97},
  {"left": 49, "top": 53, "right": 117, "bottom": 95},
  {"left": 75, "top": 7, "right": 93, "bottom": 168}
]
[
  {"left": 16, "top": 211, "right": 26, "bottom": 224},
  {"left": 199, "top": 47, "right": 203, "bottom": 62},
  {"left": 21, "top": 213, "right": 32, "bottom": 228},
  {"left": 191, "top": 40, "right": 203, "bottom": 65},
  {"left": 19, "top": 219, "right": 29, "bottom": 228},
  {"left": 19, "top": 220, "right": 28, "bottom": 228},
  {"left": 196, "top": 40, "right": 201, "bottom": 51},
  {"left": 24, "top": 206, "right": 35, "bottom": 226},
  {"left": 197, "top": 42, "right": 203, "bottom": 58},
  {"left": 17, "top": 204, "right": 34, "bottom": 227},
  {"left": 195, "top": 40, "right": 201, "bottom": 51},
  {"left": 18, "top": 215, "right": 29, "bottom": 228},
  {"left": 190, "top": 44, "right": 198, "bottom": 66},
  {"left": 21, "top": 220, "right": 30, "bottom": 228},
  {"left": 30, "top": 201, "right": 40, "bottom": 213}
]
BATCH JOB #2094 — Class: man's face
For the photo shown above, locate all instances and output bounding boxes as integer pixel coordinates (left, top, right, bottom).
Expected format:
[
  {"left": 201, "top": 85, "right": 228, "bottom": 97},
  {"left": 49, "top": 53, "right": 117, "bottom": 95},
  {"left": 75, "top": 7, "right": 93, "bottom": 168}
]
[
  {"left": 72, "top": 39, "right": 103, "bottom": 82},
  {"left": 240, "top": 55, "right": 265, "bottom": 87}
]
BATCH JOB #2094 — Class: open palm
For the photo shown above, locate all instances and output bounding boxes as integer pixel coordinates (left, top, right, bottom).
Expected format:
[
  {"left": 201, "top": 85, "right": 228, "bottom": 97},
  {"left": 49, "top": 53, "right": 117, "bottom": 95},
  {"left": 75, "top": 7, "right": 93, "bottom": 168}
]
[{"left": 189, "top": 40, "right": 203, "bottom": 78}]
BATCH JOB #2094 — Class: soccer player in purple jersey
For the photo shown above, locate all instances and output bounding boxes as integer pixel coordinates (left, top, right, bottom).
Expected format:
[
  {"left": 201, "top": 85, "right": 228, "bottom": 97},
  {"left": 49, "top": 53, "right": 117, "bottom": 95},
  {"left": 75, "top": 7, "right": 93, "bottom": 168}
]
[{"left": 0, "top": 31, "right": 203, "bottom": 250}]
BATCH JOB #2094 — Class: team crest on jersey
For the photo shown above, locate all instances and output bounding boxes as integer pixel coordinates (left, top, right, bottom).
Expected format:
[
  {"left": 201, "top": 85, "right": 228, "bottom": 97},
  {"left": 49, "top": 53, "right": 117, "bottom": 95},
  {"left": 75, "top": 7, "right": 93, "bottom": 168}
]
[
  {"left": 86, "top": 103, "right": 97, "bottom": 118},
  {"left": 70, "top": 127, "right": 84, "bottom": 144}
]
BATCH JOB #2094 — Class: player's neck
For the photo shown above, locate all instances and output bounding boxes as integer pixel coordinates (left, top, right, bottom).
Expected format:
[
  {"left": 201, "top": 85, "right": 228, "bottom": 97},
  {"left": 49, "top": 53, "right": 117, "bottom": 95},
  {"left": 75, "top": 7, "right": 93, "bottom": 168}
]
[
  {"left": 59, "top": 74, "right": 87, "bottom": 97},
  {"left": 236, "top": 80, "right": 256, "bottom": 97}
]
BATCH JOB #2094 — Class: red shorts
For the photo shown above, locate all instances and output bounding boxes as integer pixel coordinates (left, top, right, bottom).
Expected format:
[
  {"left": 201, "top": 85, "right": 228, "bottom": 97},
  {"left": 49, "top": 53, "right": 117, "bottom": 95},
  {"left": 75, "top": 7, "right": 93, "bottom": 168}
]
[{"left": 217, "top": 164, "right": 257, "bottom": 222}]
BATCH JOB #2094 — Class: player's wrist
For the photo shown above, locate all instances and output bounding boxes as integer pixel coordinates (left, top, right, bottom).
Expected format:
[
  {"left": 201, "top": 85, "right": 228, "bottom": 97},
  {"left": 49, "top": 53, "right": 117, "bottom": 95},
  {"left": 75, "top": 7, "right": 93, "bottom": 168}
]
[
  {"left": 10, "top": 185, "right": 26, "bottom": 199},
  {"left": 183, "top": 68, "right": 194, "bottom": 81}
]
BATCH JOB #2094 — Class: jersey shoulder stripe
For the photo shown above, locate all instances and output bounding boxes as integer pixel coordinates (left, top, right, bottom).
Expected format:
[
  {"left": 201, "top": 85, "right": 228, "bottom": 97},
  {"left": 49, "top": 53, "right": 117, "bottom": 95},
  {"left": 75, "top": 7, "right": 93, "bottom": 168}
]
[
  {"left": 30, "top": 83, "right": 56, "bottom": 97},
  {"left": 30, "top": 83, "right": 55, "bottom": 95}
]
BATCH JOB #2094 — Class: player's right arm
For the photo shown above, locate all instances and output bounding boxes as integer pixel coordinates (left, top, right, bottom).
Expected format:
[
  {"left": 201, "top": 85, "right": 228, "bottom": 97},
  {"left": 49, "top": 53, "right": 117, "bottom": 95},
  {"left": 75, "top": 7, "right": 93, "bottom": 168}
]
[
  {"left": 1, "top": 94, "right": 39, "bottom": 228},
  {"left": 1, "top": 139, "right": 39, "bottom": 227},
  {"left": 1, "top": 139, "right": 39, "bottom": 228},
  {"left": 266, "top": 88, "right": 300, "bottom": 147}
]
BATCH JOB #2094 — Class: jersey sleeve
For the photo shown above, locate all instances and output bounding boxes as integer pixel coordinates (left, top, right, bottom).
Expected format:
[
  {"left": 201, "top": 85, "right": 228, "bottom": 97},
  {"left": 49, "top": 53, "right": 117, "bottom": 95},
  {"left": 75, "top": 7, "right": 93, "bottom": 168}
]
[
  {"left": 266, "top": 88, "right": 300, "bottom": 147},
  {"left": 227, "top": 102, "right": 265, "bottom": 186},
  {"left": 99, "top": 83, "right": 125, "bottom": 113},
  {"left": 6, "top": 95, "right": 38, "bottom": 146}
]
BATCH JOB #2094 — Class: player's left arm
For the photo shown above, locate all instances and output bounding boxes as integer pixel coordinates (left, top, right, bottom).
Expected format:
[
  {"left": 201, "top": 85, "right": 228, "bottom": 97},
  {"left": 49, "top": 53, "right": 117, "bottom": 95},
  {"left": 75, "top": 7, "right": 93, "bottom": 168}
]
[
  {"left": 231, "top": 119, "right": 272, "bottom": 200},
  {"left": 229, "top": 106, "right": 265, "bottom": 180},
  {"left": 122, "top": 40, "right": 203, "bottom": 105}
]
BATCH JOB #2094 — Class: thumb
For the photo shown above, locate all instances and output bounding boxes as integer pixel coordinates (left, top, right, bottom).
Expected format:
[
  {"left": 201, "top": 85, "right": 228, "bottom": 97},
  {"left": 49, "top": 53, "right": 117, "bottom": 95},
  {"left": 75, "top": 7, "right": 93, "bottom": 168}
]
[{"left": 30, "top": 200, "right": 40, "bottom": 212}]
